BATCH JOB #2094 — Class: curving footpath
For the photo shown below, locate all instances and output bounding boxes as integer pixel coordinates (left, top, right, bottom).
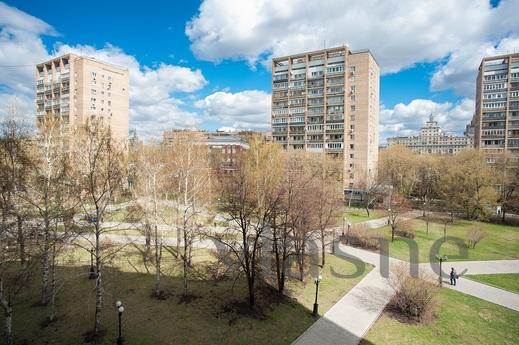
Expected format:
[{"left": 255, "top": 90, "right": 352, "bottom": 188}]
[{"left": 293, "top": 217, "right": 519, "bottom": 345}]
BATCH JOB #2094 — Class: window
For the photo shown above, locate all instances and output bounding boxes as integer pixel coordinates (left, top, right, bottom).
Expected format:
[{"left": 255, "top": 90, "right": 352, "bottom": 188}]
[
  {"left": 108, "top": 101, "right": 111, "bottom": 106},
  {"left": 350, "top": 115, "right": 356, "bottom": 121},
  {"left": 108, "top": 76, "right": 112, "bottom": 80},
  {"left": 351, "top": 85, "right": 356, "bottom": 93},
  {"left": 350, "top": 66, "right": 356, "bottom": 72},
  {"left": 327, "top": 65, "right": 344, "bottom": 74},
  {"left": 350, "top": 105, "right": 356, "bottom": 112},
  {"left": 350, "top": 144, "right": 354, "bottom": 149},
  {"left": 350, "top": 95, "right": 356, "bottom": 101},
  {"left": 91, "top": 72, "right": 97, "bottom": 77},
  {"left": 91, "top": 89, "right": 96, "bottom": 95},
  {"left": 91, "top": 97, "right": 96, "bottom": 102}
]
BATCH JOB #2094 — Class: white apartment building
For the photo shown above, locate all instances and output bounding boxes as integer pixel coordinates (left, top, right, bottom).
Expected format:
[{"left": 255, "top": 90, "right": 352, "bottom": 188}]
[{"left": 387, "top": 114, "right": 473, "bottom": 155}]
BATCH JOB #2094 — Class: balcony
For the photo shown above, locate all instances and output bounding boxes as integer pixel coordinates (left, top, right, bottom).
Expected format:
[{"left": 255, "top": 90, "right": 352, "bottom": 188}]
[
  {"left": 61, "top": 72, "right": 70, "bottom": 80},
  {"left": 327, "top": 114, "right": 344, "bottom": 122}
]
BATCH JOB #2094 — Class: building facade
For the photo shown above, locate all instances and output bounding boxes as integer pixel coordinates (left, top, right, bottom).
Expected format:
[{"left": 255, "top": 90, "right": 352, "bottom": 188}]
[
  {"left": 163, "top": 130, "right": 250, "bottom": 172},
  {"left": 387, "top": 114, "right": 472, "bottom": 155},
  {"left": 271, "top": 46, "right": 380, "bottom": 188},
  {"left": 36, "top": 53, "right": 129, "bottom": 141},
  {"left": 472, "top": 53, "right": 519, "bottom": 164}
]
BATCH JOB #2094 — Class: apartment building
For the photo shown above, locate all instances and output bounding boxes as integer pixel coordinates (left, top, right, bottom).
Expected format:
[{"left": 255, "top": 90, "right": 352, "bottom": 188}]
[
  {"left": 473, "top": 53, "right": 519, "bottom": 164},
  {"left": 36, "top": 53, "right": 129, "bottom": 141},
  {"left": 163, "top": 130, "right": 250, "bottom": 172},
  {"left": 387, "top": 114, "right": 472, "bottom": 155},
  {"left": 271, "top": 46, "right": 380, "bottom": 188}
]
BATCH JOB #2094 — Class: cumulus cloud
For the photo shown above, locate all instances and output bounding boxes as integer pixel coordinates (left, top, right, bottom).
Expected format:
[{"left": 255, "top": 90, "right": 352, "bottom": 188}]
[
  {"left": 186, "top": 0, "right": 518, "bottom": 95},
  {"left": 0, "top": 2, "right": 207, "bottom": 140},
  {"left": 0, "top": 2, "right": 53, "bottom": 97},
  {"left": 53, "top": 43, "right": 207, "bottom": 138},
  {"left": 195, "top": 90, "right": 271, "bottom": 130},
  {"left": 380, "top": 98, "right": 474, "bottom": 144},
  {"left": 431, "top": 35, "right": 519, "bottom": 98}
]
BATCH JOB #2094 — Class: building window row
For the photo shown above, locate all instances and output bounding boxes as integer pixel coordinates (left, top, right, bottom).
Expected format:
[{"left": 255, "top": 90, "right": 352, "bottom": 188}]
[{"left": 483, "top": 101, "right": 506, "bottom": 109}]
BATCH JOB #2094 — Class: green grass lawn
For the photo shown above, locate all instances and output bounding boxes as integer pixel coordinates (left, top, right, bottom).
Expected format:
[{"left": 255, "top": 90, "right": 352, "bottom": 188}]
[
  {"left": 366, "top": 219, "right": 519, "bottom": 263},
  {"left": 2, "top": 248, "right": 370, "bottom": 345},
  {"left": 465, "top": 274, "right": 519, "bottom": 293},
  {"left": 342, "top": 207, "right": 385, "bottom": 224},
  {"left": 362, "top": 287, "right": 519, "bottom": 345}
]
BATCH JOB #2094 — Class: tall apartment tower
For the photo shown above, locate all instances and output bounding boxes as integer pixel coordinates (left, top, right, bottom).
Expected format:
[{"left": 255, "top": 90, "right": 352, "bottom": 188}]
[
  {"left": 473, "top": 53, "right": 519, "bottom": 164},
  {"left": 271, "top": 46, "right": 380, "bottom": 188},
  {"left": 36, "top": 53, "right": 129, "bottom": 141}
]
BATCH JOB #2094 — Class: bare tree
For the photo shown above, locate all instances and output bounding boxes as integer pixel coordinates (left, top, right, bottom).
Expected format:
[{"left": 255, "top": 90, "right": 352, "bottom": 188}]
[
  {"left": 494, "top": 155, "right": 519, "bottom": 221},
  {"left": 358, "top": 171, "right": 386, "bottom": 217},
  {"left": 0, "top": 119, "right": 33, "bottom": 267},
  {"left": 387, "top": 193, "right": 411, "bottom": 242},
  {"left": 439, "top": 150, "right": 497, "bottom": 220},
  {"left": 168, "top": 132, "right": 211, "bottom": 297},
  {"left": 312, "top": 154, "right": 342, "bottom": 266},
  {"left": 73, "top": 119, "right": 126, "bottom": 335},
  {"left": 133, "top": 142, "right": 169, "bottom": 298},
  {"left": 213, "top": 138, "right": 283, "bottom": 308},
  {"left": 0, "top": 251, "right": 34, "bottom": 345},
  {"left": 467, "top": 226, "right": 487, "bottom": 249}
]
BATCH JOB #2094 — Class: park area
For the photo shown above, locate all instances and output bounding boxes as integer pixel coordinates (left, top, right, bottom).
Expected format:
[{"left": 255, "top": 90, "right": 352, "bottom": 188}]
[
  {"left": 2, "top": 247, "right": 370, "bottom": 345},
  {"left": 356, "top": 217, "right": 519, "bottom": 263},
  {"left": 362, "top": 287, "right": 519, "bottom": 345}
]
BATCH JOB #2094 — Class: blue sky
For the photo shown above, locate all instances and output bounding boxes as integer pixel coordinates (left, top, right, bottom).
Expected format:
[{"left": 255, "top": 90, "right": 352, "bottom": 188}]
[{"left": 0, "top": 0, "right": 518, "bottom": 142}]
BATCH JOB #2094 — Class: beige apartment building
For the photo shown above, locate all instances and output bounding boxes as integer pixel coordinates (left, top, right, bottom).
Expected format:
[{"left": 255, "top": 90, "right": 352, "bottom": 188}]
[
  {"left": 387, "top": 114, "right": 472, "bottom": 155},
  {"left": 271, "top": 46, "right": 380, "bottom": 189},
  {"left": 36, "top": 53, "right": 129, "bottom": 141},
  {"left": 473, "top": 53, "right": 519, "bottom": 164}
]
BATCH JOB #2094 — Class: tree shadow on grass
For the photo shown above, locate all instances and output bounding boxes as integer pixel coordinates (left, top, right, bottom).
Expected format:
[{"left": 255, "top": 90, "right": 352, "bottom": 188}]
[{"left": 6, "top": 263, "right": 369, "bottom": 345}]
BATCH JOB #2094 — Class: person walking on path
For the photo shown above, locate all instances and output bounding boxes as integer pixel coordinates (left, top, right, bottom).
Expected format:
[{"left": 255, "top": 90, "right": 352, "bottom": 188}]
[{"left": 450, "top": 268, "right": 457, "bottom": 286}]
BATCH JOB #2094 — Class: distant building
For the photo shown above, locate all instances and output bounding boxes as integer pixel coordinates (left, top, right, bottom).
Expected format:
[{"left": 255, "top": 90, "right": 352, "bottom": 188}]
[
  {"left": 471, "top": 53, "right": 519, "bottom": 164},
  {"left": 36, "top": 53, "right": 129, "bottom": 141},
  {"left": 386, "top": 114, "right": 472, "bottom": 155},
  {"left": 162, "top": 130, "right": 249, "bottom": 172}
]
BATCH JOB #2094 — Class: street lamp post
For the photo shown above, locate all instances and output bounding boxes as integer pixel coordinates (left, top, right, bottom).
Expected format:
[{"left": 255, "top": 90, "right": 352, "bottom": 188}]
[
  {"left": 332, "top": 228, "right": 335, "bottom": 254},
  {"left": 312, "top": 275, "right": 323, "bottom": 317},
  {"left": 89, "top": 248, "right": 96, "bottom": 279},
  {"left": 116, "top": 301, "right": 125, "bottom": 345},
  {"left": 435, "top": 254, "right": 448, "bottom": 286}
]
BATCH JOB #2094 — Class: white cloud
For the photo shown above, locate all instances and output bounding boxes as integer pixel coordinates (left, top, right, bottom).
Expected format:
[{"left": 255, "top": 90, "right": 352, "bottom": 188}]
[
  {"left": 186, "top": 0, "right": 504, "bottom": 71},
  {"left": 53, "top": 43, "right": 207, "bottom": 138},
  {"left": 0, "top": 2, "right": 207, "bottom": 140},
  {"left": 195, "top": 90, "right": 271, "bottom": 130},
  {"left": 0, "top": 2, "right": 53, "bottom": 97},
  {"left": 431, "top": 35, "right": 519, "bottom": 98},
  {"left": 380, "top": 98, "right": 474, "bottom": 144},
  {"left": 187, "top": 0, "right": 518, "bottom": 95}
]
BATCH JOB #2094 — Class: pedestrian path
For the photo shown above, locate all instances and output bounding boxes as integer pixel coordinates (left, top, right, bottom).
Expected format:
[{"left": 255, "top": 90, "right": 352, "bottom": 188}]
[
  {"left": 292, "top": 267, "right": 393, "bottom": 345},
  {"left": 445, "top": 277, "right": 519, "bottom": 311},
  {"left": 293, "top": 212, "right": 519, "bottom": 345}
]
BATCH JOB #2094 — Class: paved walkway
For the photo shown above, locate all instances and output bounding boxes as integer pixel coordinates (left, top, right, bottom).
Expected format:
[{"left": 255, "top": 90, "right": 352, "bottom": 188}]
[
  {"left": 293, "top": 214, "right": 519, "bottom": 345},
  {"left": 292, "top": 267, "right": 393, "bottom": 345},
  {"left": 80, "top": 212, "right": 519, "bottom": 345}
]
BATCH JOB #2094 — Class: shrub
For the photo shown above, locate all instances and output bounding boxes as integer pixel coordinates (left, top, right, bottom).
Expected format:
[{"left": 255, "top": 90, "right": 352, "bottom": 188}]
[
  {"left": 467, "top": 226, "right": 487, "bottom": 249},
  {"left": 388, "top": 264, "right": 438, "bottom": 323},
  {"left": 341, "top": 229, "right": 381, "bottom": 250},
  {"left": 394, "top": 221, "right": 415, "bottom": 239}
]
